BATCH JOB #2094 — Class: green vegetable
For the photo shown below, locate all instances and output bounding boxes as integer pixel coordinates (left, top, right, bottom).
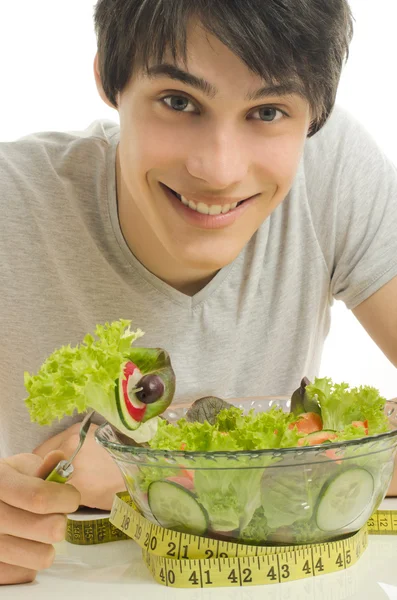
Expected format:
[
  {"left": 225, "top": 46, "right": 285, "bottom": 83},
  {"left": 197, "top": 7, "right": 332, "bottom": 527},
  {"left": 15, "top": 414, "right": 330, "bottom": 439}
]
[
  {"left": 24, "top": 319, "right": 176, "bottom": 443},
  {"left": 260, "top": 464, "right": 326, "bottom": 529},
  {"left": 138, "top": 377, "right": 392, "bottom": 545},
  {"left": 185, "top": 396, "right": 232, "bottom": 424},
  {"left": 291, "top": 518, "right": 321, "bottom": 544},
  {"left": 306, "top": 378, "right": 390, "bottom": 435},
  {"left": 194, "top": 465, "right": 264, "bottom": 532},
  {"left": 136, "top": 466, "right": 180, "bottom": 493},
  {"left": 290, "top": 376, "right": 321, "bottom": 416},
  {"left": 149, "top": 406, "right": 302, "bottom": 452},
  {"left": 315, "top": 468, "right": 374, "bottom": 532},
  {"left": 240, "top": 507, "right": 270, "bottom": 544},
  {"left": 148, "top": 406, "right": 303, "bottom": 533},
  {"left": 148, "top": 480, "right": 209, "bottom": 535}
]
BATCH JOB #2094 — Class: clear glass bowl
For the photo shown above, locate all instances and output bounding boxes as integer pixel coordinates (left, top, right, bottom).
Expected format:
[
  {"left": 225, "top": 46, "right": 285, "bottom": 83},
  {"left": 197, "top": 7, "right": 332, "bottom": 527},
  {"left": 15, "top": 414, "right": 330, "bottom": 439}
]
[{"left": 95, "top": 397, "right": 397, "bottom": 546}]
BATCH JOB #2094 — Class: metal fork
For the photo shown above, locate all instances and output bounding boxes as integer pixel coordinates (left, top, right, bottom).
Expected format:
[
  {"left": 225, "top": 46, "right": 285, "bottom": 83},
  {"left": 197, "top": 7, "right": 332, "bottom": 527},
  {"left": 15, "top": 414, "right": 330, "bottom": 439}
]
[{"left": 45, "top": 411, "right": 95, "bottom": 483}]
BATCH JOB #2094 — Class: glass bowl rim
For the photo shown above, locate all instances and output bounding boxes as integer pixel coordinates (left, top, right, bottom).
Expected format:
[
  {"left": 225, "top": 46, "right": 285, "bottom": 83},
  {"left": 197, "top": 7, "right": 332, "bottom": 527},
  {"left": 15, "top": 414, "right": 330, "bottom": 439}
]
[{"left": 94, "top": 397, "right": 397, "bottom": 460}]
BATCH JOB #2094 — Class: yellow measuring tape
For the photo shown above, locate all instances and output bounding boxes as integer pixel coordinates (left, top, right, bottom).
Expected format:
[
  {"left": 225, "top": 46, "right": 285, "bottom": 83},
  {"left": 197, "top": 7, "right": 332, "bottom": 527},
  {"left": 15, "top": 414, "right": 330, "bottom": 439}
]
[{"left": 65, "top": 492, "right": 397, "bottom": 588}]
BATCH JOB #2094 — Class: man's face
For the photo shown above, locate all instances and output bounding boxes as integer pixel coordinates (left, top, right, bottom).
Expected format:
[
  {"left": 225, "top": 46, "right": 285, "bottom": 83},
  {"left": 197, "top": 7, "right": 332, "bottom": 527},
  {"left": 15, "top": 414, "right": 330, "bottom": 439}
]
[{"left": 115, "top": 23, "right": 311, "bottom": 280}]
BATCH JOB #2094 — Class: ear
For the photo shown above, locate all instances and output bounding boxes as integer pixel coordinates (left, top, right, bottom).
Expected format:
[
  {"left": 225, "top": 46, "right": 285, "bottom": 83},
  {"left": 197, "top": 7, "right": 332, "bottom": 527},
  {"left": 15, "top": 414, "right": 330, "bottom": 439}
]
[{"left": 93, "top": 53, "right": 117, "bottom": 109}]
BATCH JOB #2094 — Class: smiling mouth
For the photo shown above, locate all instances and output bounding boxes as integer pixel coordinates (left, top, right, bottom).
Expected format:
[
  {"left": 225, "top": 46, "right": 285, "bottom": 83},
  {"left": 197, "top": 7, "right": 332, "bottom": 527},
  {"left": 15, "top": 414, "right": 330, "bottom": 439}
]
[{"left": 164, "top": 185, "right": 249, "bottom": 216}]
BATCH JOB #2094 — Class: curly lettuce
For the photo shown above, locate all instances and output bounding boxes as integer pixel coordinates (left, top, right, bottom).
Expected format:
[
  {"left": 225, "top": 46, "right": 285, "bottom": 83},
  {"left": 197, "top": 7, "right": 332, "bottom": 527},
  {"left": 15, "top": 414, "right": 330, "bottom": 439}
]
[
  {"left": 306, "top": 378, "right": 390, "bottom": 435},
  {"left": 24, "top": 319, "right": 144, "bottom": 425},
  {"left": 240, "top": 507, "right": 270, "bottom": 544},
  {"left": 194, "top": 465, "right": 264, "bottom": 532},
  {"left": 149, "top": 406, "right": 302, "bottom": 452}
]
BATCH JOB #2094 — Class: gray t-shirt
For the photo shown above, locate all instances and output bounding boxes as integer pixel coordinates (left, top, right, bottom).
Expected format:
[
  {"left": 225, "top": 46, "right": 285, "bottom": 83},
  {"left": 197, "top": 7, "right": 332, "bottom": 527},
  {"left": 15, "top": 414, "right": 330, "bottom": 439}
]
[{"left": 1, "top": 106, "right": 397, "bottom": 457}]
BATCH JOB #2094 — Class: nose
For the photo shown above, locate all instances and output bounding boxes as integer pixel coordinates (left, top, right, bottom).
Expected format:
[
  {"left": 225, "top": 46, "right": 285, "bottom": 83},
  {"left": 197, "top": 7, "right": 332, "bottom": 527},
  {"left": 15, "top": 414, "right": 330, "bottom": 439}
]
[{"left": 185, "top": 124, "right": 249, "bottom": 189}]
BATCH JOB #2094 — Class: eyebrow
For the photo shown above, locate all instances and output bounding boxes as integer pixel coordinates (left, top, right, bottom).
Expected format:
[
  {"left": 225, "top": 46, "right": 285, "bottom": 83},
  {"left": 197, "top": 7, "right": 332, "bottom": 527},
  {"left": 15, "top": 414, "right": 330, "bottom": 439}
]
[{"left": 145, "top": 63, "right": 304, "bottom": 101}]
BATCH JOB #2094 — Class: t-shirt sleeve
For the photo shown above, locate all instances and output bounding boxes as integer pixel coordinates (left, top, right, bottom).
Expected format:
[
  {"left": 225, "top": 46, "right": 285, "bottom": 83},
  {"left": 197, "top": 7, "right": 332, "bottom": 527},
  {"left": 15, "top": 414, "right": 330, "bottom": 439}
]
[{"left": 305, "top": 106, "right": 397, "bottom": 310}]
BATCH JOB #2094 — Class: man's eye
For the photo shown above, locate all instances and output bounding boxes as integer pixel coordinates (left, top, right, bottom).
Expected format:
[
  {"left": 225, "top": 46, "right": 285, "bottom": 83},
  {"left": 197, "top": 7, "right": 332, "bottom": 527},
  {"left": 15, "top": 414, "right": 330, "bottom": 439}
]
[
  {"left": 251, "top": 107, "right": 285, "bottom": 122},
  {"left": 161, "top": 95, "right": 197, "bottom": 112}
]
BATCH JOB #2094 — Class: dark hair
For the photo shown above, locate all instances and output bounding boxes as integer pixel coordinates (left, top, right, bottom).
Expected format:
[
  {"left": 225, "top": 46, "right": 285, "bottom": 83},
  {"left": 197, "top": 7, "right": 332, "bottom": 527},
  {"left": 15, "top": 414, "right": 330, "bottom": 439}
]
[{"left": 94, "top": 0, "right": 353, "bottom": 136}]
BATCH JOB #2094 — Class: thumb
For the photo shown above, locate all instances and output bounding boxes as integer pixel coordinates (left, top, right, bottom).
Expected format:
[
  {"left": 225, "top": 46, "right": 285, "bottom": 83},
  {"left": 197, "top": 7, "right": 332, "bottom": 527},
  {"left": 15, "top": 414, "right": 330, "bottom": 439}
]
[{"left": 35, "top": 450, "right": 67, "bottom": 479}]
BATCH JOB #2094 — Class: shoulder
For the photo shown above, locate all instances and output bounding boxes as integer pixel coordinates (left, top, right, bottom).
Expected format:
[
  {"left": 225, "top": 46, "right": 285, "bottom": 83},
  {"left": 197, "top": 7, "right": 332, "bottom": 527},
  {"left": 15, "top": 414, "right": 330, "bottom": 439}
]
[
  {"left": 301, "top": 105, "right": 396, "bottom": 218},
  {"left": 0, "top": 120, "right": 120, "bottom": 224},
  {"left": 296, "top": 106, "right": 397, "bottom": 287},
  {"left": 306, "top": 104, "right": 372, "bottom": 151},
  {"left": 303, "top": 105, "right": 392, "bottom": 183},
  {"left": 0, "top": 120, "right": 120, "bottom": 184}
]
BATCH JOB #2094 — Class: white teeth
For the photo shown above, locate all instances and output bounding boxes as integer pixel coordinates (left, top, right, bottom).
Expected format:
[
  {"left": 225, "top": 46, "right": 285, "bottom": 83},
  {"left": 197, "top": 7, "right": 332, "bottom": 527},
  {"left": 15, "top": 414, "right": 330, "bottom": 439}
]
[
  {"left": 179, "top": 194, "right": 240, "bottom": 215},
  {"left": 196, "top": 202, "right": 209, "bottom": 215},
  {"left": 209, "top": 205, "right": 222, "bottom": 216}
]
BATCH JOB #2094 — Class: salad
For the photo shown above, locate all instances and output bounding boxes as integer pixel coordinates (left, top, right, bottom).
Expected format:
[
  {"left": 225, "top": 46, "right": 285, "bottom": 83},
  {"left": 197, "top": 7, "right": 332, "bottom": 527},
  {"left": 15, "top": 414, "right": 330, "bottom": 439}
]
[
  {"left": 128, "top": 379, "right": 394, "bottom": 545},
  {"left": 24, "top": 319, "right": 395, "bottom": 545},
  {"left": 24, "top": 319, "right": 176, "bottom": 443}
]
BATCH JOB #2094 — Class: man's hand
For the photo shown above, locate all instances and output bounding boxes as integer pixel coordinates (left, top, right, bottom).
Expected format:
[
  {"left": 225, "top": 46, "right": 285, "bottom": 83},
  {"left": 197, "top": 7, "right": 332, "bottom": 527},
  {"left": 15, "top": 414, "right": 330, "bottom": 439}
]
[
  {"left": 33, "top": 423, "right": 126, "bottom": 510},
  {"left": 386, "top": 401, "right": 397, "bottom": 497},
  {"left": 0, "top": 451, "right": 80, "bottom": 585},
  {"left": 387, "top": 460, "right": 397, "bottom": 496}
]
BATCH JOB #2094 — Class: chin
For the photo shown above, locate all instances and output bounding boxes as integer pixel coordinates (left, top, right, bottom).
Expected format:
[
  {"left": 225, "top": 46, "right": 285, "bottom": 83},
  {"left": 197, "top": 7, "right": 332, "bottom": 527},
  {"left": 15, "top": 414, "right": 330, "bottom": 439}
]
[{"left": 181, "top": 246, "right": 241, "bottom": 273}]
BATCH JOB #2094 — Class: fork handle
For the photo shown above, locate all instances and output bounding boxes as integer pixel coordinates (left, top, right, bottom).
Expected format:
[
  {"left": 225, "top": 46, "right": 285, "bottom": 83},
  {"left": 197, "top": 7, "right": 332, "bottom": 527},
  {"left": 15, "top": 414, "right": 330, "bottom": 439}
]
[{"left": 45, "top": 460, "right": 74, "bottom": 483}]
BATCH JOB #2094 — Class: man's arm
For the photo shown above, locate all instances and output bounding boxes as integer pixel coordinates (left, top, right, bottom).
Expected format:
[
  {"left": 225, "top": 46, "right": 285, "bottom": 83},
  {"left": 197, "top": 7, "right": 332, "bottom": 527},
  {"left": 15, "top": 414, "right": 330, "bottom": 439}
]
[
  {"left": 353, "top": 275, "right": 397, "bottom": 368},
  {"left": 353, "top": 275, "right": 397, "bottom": 495}
]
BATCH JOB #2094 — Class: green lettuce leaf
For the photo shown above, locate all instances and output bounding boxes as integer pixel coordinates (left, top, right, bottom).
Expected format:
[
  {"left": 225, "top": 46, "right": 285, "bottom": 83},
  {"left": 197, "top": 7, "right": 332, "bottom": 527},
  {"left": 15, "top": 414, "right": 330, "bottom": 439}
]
[
  {"left": 24, "top": 319, "right": 144, "bottom": 425},
  {"left": 306, "top": 377, "right": 390, "bottom": 436},
  {"left": 149, "top": 406, "right": 302, "bottom": 452},
  {"left": 148, "top": 407, "right": 300, "bottom": 533},
  {"left": 135, "top": 466, "right": 182, "bottom": 493},
  {"left": 260, "top": 463, "right": 327, "bottom": 529},
  {"left": 240, "top": 507, "right": 270, "bottom": 544},
  {"left": 194, "top": 465, "right": 264, "bottom": 532}
]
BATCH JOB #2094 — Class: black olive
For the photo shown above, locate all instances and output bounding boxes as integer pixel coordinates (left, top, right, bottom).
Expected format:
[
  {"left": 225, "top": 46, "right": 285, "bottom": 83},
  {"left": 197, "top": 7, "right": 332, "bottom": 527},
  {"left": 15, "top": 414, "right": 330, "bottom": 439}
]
[{"left": 135, "top": 374, "right": 165, "bottom": 404}]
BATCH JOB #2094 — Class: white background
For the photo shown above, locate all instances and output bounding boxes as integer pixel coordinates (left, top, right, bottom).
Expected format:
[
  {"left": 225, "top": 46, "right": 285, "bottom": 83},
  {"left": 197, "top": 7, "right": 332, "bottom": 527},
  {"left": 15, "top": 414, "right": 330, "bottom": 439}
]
[{"left": 0, "top": 1, "right": 396, "bottom": 397}]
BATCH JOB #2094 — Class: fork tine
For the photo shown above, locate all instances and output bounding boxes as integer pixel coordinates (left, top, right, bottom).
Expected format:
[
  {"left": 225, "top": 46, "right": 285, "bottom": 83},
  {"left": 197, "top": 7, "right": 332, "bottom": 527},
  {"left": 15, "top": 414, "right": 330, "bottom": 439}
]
[
  {"left": 63, "top": 411, "right": 95, "bottom": 468},
  {"left": 80, "top": 410, "right": 95, "bottom": 440}
]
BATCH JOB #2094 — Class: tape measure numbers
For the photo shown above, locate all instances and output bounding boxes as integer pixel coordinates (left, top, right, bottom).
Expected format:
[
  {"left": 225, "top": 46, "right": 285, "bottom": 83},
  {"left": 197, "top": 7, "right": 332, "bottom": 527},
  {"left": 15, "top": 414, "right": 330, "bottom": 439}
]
[
  {"left": 109, "top": 494, "right": 368, "bottom": 588},
  {"left": 367, "top": 511, "right": 397, "bottom": 534},
  {"left": 65, "top": 493, "right": 397, "bottom": 588}
]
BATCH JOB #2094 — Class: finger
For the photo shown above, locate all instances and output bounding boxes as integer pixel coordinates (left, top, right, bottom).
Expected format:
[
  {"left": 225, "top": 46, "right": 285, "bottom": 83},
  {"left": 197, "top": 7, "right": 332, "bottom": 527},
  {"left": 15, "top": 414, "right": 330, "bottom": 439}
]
[
  {"left": 0, "top": 500, "right": 67, "bottom": 544},
  {"left": 3, "top": 450, "right": 67, "bottom": 478},
  {"left": 0, "top": 535, "right": 55, "bottom": 571},
  {"left": 0, "top": 562, "right": 36, "bottom": 586},
  {"left": 3, "top": 453, "right": 43, "bottom": 476},
  {"left": 0, "top": 462, "right": 80, "bottom": 515}
]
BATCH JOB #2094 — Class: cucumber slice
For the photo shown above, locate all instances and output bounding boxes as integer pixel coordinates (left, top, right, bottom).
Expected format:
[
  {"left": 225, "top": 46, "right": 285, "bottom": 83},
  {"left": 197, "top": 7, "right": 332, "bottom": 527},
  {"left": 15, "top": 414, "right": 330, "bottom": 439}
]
[
  {"left": 148, "top": 481, "right": 209, "bottom": 535},
  {"left": 316, "top": 468, "right": 374, "bottom": 532},
  {"left": 115, "top": 361, "right": 144, "bottom": 430}
]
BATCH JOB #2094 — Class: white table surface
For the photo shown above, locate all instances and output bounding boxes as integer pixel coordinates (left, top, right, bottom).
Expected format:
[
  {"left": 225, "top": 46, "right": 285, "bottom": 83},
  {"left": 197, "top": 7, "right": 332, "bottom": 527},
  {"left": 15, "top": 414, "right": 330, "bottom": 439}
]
[{"left": 4, "top": 498, "right": 397, "bottom": 600}]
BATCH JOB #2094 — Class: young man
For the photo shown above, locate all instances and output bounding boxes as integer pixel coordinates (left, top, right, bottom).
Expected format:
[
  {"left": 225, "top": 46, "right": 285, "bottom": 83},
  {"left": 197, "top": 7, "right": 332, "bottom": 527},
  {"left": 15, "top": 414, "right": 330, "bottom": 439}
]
[{"left": 0, "top": 0, "right": 396, "bottom": 586}]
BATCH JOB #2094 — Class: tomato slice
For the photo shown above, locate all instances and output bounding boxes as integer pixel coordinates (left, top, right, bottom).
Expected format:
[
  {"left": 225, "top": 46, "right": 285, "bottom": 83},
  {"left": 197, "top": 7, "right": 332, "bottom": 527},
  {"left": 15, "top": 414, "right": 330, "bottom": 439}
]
[
  {"left": 289, "top": 412, "right": 323, "bottom": 434},
  {"left": 352, "top": 420, "right": 369, "bottom": 435}
]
